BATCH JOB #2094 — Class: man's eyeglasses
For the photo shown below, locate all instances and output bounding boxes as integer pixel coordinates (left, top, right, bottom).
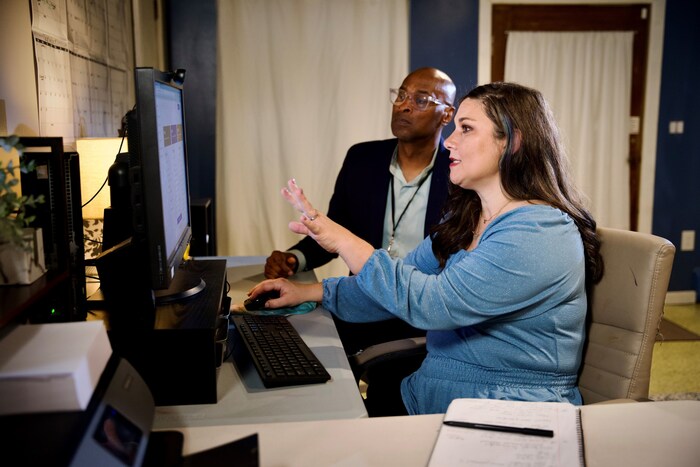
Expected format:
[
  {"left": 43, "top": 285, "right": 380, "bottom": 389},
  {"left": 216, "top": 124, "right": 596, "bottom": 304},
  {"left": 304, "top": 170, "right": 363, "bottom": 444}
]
[{"left": 390, "top": 88, "right": 451, "bottom": 111}]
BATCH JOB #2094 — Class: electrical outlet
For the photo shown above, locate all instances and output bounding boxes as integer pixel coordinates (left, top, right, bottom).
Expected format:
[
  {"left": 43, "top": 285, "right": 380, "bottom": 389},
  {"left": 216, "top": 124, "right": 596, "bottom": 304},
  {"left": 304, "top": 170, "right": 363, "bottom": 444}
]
[
  {"left": 669, "top": 120, "right": 686, "bottom": 134},
  {"left": 681, "top": 230, "right": 695, "bottom": 251}
]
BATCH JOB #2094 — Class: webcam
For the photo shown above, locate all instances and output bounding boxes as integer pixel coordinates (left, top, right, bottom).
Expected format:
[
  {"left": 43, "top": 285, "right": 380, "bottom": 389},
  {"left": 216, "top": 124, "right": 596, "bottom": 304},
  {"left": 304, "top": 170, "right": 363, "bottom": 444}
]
[{"left": 170, "top": 69, "right": 186, "bottom": 86}]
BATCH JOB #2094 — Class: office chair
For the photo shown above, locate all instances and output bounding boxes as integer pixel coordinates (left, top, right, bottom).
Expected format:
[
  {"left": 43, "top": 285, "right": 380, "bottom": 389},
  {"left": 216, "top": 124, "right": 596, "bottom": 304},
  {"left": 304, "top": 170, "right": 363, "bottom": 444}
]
[
  {"left": 352, "top": 227, "right": 676, "bottom": 414},
  {"left": 578, "top": 227, "right": 675, "bottom": 403}
]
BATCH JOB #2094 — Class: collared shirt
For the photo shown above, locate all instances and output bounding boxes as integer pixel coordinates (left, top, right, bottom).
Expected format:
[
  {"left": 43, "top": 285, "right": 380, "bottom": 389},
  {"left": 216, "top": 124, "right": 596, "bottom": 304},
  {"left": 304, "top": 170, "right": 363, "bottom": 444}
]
[
  {"left": 381, "top": 146, "right": 437, "bottom": 258},
  {"left": 291, "top": 146, "right": 437, "bottom": 271}
]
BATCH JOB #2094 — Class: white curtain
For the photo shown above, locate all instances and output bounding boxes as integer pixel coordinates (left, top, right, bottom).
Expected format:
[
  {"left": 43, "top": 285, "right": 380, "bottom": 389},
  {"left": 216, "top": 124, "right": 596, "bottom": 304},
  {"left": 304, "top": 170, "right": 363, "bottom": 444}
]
[
  {"left": 216, "top": 0, "right": 408, "bottom": 279},
  {"left": 504, "top": 32, "right": 633, "bottom": 230}
]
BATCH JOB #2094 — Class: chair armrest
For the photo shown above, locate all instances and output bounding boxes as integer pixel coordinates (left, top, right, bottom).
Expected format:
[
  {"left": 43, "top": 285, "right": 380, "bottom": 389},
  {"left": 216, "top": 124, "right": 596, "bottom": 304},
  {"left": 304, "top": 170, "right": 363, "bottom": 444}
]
[
  {"left": 352, "top": 337, "right": 427, "bottom": 368},
  {"left": 587, "top": 398, "right": 640, "bottom": 405}
]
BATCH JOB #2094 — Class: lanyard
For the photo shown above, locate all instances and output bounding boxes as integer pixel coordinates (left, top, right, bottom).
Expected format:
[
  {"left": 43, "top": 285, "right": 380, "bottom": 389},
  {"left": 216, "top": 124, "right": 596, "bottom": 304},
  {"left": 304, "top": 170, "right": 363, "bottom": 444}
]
[{"left": 387, "top": 168, "right": 433, "bottom": 255}]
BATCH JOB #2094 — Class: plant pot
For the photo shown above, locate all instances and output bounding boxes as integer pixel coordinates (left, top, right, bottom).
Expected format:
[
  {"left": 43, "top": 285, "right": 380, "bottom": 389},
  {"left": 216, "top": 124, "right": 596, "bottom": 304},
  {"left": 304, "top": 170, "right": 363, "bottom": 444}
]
[{"left": 0, "top": 228, "right": 47, "bottom": 285}]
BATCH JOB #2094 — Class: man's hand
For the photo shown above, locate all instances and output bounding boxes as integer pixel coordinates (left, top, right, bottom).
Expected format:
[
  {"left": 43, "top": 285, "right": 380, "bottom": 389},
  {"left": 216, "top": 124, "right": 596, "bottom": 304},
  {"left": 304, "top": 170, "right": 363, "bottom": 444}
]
[{"left": 264, "top": 250, "right": 298, "bottom": 278}]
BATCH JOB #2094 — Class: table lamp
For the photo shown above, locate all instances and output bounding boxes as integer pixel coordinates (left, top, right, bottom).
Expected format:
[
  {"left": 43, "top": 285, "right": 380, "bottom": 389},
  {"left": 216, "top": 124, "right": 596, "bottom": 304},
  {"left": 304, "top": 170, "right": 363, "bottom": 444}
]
[{"left": 76, "top": 137, "right": 128, "bottom": 261}]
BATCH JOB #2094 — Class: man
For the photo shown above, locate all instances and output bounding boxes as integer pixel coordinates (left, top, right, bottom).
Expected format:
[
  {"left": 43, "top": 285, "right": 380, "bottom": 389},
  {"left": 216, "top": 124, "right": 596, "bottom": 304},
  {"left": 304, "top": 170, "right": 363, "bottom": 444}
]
[{"left": 265, "top": 67, "right": 456, "bottom": 357}]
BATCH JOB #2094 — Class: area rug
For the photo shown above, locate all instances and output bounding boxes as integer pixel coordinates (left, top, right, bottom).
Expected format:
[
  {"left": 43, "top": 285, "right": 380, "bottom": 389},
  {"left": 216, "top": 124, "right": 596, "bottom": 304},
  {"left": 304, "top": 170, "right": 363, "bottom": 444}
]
[
  {"left": 657, "top": 318, "right": 700, "bottom": 341},
  {"left": 650, "top": 392, "right": 700, "bottom": 401}
]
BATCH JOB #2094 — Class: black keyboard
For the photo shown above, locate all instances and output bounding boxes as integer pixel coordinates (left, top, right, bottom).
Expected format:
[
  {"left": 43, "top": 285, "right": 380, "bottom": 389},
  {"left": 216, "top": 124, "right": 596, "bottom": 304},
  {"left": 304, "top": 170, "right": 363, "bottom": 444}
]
[{"left": 231, "top": 314, "right": 331, "bottom": 388}]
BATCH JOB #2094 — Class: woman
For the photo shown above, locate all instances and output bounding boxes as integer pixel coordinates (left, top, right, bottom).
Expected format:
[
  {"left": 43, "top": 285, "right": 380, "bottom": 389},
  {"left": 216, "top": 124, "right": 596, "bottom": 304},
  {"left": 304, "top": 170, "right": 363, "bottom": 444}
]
[{"left": 250, "top": 82, "right": 604, "bottom": 415}]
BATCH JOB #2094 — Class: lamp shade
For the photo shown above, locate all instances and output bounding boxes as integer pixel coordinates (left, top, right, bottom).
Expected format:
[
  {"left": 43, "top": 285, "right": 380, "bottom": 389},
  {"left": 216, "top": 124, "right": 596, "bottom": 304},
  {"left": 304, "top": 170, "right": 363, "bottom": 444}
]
[{"left": 77, "top": 137, "right": 128, "bottom": 220}]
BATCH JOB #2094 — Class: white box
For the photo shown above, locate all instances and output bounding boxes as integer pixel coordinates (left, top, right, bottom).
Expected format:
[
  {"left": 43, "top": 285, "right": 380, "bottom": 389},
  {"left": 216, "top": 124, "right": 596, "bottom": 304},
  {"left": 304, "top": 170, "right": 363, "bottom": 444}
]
[{"left": 0, "top": 321, "right": 112, "bottom": 415}]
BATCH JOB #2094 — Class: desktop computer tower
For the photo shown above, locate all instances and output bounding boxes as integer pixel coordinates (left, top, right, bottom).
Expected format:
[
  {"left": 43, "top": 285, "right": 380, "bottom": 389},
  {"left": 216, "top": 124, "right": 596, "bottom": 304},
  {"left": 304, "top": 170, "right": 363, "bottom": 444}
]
[
  {"left": 190, "top": 197, "right": 216, "bottom": 256},
  {"left": 99, "top": 258, "right": 229, "bottom": 406},
  {"left": 19, "top": 137, "right": 87, "bottom": 322}
]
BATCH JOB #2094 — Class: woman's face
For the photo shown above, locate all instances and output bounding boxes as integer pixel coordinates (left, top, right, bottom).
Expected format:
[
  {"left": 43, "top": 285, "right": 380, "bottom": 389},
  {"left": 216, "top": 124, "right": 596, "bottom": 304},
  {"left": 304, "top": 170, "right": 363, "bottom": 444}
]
[{"left": 444, "top": 98, "right": 506, "bottom": 191}]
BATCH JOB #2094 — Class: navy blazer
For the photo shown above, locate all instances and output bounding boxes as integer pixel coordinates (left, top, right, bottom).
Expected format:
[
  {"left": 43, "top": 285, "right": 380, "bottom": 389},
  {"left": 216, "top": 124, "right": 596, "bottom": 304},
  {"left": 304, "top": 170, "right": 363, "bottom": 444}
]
[{"left": 290, "top": 138, "right": 451, "bottom": 271}]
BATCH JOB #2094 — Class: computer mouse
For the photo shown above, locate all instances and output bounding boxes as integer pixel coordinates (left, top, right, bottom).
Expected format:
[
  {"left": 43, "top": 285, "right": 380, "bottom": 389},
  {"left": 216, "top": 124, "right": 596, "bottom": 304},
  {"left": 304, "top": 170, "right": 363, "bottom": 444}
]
[{"left": 243, "top": 290, "right": 280, "bottom": 311}]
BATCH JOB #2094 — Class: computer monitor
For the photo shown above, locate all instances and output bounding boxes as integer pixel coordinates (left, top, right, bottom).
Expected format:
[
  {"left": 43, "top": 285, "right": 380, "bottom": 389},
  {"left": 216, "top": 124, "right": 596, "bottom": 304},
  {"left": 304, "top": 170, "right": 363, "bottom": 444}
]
[
  {"left": 97, "top": 67, "right": 204, "bottom": 307},
  {"left": 129, "top": 67, "right": 203, "bottom": 298}
]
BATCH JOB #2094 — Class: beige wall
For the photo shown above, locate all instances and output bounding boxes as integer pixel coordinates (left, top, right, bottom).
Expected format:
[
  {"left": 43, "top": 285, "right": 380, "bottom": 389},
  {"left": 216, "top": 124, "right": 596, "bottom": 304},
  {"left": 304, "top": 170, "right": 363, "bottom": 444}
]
[
  {"left": 132, "top": 0, "right": 168, "bottom": 69},
  {"left": 0, "top": 0, "right": 164, "bottom": 139},
  {"left": 0, "top": 0, "right": 39, "bottom": 136}
]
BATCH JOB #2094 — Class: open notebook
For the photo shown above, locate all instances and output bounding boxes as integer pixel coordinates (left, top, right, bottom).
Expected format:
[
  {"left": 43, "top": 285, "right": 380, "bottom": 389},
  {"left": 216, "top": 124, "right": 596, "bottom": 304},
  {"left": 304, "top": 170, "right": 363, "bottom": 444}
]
[
  {"left": 428, "top": 399, "right": 700, "bottom": 466},
  {"left": 428, "top": 398, "right": 583, "bottom": 467}
]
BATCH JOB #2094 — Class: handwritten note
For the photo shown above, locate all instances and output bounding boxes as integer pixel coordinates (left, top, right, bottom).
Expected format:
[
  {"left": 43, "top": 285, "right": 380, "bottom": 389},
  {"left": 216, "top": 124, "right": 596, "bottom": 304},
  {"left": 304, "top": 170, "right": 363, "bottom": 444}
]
[{"left": 428, "top": 399, "right": 583, "bottom": 467}]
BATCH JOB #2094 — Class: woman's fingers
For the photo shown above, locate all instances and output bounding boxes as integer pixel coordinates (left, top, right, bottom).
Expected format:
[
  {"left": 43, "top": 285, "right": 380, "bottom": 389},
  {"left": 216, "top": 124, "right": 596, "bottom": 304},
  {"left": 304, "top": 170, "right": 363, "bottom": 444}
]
[{"left": 283, "top": 178, "right": 318, "bottom": 220}]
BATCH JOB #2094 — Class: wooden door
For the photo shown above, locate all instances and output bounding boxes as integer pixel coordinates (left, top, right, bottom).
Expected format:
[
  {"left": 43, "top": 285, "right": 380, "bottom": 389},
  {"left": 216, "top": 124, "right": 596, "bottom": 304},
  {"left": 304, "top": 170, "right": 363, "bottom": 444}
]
[{"left": 491, "top": 4, "right": 650, "bottom": 231}]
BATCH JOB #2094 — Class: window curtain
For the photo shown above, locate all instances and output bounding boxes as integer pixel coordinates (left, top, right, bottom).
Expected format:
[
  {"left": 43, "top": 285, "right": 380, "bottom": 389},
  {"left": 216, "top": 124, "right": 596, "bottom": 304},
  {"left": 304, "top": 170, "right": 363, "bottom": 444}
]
[
  {"left": 504, "top": 32, "right": 633, "bottom": 230},
  {"left": 216, "top": 0, "right": 408, "bottom": 279}
]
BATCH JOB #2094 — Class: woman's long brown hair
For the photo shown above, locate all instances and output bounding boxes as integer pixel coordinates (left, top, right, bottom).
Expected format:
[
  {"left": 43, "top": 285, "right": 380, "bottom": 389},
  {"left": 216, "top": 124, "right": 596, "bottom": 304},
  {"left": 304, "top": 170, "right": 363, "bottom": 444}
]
[{"left": 431, "top": 82, "right": 603, "bottom": 290}]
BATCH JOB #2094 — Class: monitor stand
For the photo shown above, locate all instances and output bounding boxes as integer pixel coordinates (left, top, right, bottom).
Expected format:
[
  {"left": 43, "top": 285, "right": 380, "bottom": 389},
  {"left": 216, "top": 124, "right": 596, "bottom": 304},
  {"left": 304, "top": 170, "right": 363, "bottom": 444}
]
[
  {"left": 154, "top": 266, "right": 206, "bottom": 305},
  {"left": 93, "top": 237, "right": 207, "bottom": 310}
]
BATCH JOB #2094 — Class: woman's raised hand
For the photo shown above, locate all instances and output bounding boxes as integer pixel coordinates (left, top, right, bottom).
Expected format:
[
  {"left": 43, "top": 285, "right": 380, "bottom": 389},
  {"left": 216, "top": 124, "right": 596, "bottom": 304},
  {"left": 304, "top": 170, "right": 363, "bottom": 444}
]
[
  {"left": 281, "top": 178, "right": 349, "bottom": 255},
  {"left": 281, "top": 178, "right": 375, "bottom": 274}
]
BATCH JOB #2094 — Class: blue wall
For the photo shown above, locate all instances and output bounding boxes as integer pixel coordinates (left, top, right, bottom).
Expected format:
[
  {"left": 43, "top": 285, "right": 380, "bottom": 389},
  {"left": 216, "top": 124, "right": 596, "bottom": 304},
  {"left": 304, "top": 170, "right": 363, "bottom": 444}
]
[
  {"left": 651, "top": 0, "right": 700, "bottom": 292},
  {"left": 409, "top": 0, "right": 478, "bottom": 137},
  {"left": 409, "top": 0, "right": 479, "bottom": 96},
  {"left": 410, "top": 0, "right": 700, "bottom": 293}
]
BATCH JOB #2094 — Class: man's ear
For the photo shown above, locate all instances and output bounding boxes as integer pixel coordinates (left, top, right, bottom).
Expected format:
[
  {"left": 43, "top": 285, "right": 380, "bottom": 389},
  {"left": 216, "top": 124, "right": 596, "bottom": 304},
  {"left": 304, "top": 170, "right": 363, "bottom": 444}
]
[{"left": 441, "top": 106, "right": 455, "bottom": 126}]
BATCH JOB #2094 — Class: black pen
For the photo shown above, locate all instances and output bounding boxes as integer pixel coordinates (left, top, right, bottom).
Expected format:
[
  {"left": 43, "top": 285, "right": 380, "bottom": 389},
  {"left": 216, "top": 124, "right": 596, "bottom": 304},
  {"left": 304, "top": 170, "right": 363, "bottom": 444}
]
[{"left": 443, "top": 420, "right": 554, "bottom": 438}]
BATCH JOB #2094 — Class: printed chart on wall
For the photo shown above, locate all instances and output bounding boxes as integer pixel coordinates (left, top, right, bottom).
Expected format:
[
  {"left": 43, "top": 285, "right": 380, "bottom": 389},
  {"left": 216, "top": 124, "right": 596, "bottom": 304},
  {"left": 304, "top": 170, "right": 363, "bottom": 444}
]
[{"left": 30, "top": 0, "right": 133, "bottom": 145}]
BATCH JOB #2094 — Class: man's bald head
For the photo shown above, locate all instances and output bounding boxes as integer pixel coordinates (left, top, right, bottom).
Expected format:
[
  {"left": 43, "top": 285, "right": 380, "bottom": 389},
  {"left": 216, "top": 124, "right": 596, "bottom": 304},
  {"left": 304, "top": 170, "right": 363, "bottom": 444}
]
[{"left": 405, "top": 67, "right": 456, "bottom": 106}]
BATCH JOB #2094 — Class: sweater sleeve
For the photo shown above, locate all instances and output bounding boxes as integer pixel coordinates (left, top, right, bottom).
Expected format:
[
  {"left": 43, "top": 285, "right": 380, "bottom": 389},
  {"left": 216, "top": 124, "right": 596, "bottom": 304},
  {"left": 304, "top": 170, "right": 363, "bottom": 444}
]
[
  {"left": 324, "top": 208, "right": 585, "bottom": 330},
  {"left": 321, "top": 237, "right": 439, "bottom": 323}
]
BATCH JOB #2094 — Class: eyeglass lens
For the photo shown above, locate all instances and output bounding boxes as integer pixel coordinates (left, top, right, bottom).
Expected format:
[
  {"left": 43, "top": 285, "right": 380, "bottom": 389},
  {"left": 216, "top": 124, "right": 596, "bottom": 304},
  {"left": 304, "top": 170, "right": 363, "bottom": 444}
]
[{"left": 390, "top": 89, "right": 432, "bottom": 110}]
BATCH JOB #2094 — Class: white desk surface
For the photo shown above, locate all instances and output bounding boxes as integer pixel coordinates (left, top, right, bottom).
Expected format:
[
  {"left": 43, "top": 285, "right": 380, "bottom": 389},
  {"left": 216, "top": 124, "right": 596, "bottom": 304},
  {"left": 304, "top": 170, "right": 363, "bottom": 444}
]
[
  {"left": 153, "top": 257, "right": 367, "bottom": 430},
  {"left": 173, "top": 400, "right": 700, "bottom": 467},
  {"left": 177, "top": 413, "right": 443, "bottom": 466},
  {"left": 581, "top": 400, "right": 700, "bottom": 467}
]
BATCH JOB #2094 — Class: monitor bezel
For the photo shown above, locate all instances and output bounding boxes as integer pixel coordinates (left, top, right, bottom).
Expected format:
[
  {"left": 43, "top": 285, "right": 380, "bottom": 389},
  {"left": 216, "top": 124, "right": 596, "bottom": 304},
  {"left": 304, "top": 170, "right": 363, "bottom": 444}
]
[{"left": 129, "top": 67, "right": 193, "bottom": 292}]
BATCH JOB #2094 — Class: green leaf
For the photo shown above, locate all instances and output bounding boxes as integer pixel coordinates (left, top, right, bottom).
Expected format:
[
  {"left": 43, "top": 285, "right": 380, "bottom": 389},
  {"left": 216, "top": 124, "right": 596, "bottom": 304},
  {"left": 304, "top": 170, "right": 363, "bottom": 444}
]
[
  {"left": 0, "top": 135, "right": 41, "bottom": 248},
  {"left": 0, "top": 135, "right": 21, "bottom": 152}
]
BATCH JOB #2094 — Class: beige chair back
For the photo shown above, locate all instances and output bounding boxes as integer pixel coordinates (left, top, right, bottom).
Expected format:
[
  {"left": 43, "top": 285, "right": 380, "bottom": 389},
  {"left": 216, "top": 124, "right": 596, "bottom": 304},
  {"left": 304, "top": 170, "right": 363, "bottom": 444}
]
[{"left": 578, "top": 227, "right": 676, "bottom": 404}]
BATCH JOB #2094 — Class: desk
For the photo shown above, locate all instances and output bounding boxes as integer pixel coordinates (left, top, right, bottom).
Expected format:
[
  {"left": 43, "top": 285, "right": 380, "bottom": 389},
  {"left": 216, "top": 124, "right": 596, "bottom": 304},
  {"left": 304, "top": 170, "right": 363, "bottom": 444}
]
[
  {"left": 153, "top": 257, "right": 367, "bottom": 429},
  {"left": 172, "top": 400, "right": 700, "bottom": 467}
]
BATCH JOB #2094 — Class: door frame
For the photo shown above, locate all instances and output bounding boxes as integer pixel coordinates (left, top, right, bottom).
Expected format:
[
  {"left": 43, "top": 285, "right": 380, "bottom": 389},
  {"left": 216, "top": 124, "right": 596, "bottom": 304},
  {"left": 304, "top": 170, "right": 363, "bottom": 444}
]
[{"left": 478, "top": 0, "right": 667, "bottom": 234}]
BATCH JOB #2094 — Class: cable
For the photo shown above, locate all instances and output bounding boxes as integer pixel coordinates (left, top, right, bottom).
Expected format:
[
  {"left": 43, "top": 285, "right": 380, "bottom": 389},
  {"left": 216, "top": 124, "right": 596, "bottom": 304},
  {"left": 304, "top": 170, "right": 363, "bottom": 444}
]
[
  {"left": 84, "top": 236, "right": 103, "bottom": 245},
  {"left": 81, "top": 134, "right": 126, "bottom": 208}
]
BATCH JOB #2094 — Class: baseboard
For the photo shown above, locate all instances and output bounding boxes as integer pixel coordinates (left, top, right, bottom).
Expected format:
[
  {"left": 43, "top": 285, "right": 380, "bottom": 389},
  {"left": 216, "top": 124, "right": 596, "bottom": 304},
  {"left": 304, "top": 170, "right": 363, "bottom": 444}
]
[{"left": 665, "top": 290, "right": 697, "bottom": 305}]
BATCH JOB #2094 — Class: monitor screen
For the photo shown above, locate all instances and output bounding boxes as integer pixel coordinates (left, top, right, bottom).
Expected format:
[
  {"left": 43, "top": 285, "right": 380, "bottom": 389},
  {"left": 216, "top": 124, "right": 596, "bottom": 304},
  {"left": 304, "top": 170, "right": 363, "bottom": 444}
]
[{"left": 153, "top": 81, "right": 189, "bottom": 265}]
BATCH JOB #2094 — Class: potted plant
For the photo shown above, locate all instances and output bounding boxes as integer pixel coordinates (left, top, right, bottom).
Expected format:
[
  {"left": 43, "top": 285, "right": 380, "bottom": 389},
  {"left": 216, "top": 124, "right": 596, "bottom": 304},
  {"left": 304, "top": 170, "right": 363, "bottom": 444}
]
[{"left": 0, "top": 135, "right": 46, "bottom": 285}]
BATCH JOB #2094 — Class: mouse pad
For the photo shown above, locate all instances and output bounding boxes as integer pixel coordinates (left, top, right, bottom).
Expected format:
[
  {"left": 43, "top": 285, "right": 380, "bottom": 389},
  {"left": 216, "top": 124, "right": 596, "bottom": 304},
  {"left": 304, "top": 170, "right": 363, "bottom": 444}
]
[{"left": 230, "top": 301, "right": 317, "bottom": 316}]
